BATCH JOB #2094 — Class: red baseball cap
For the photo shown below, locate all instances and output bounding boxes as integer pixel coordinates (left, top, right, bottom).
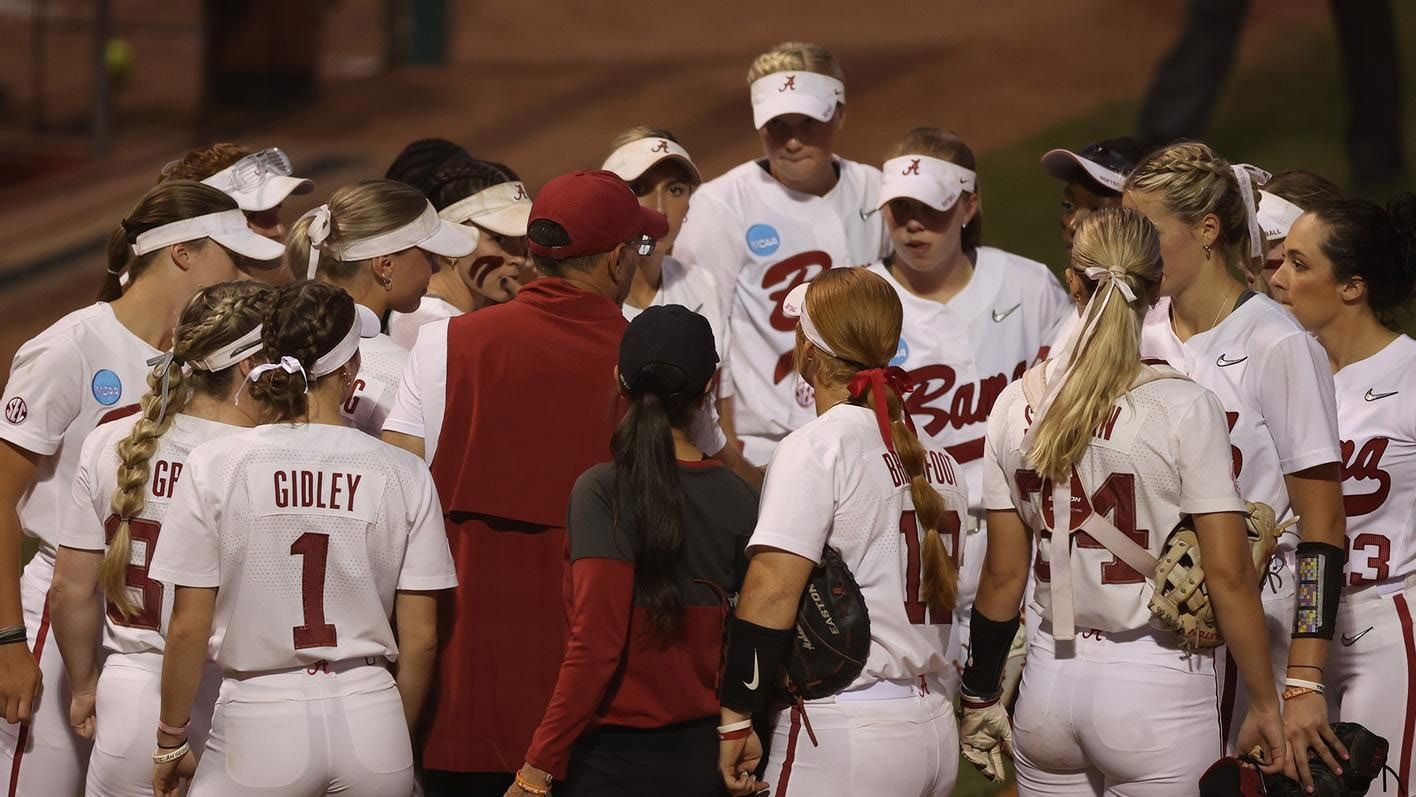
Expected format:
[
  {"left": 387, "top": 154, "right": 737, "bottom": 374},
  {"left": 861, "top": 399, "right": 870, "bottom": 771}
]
[{"left": 526, "top": 170, "right": 669, "bottom": 258}]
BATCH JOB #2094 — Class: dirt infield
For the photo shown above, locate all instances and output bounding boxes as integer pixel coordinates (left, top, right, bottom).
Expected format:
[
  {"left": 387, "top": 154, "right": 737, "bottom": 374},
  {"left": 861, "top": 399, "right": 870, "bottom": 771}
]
[{"left": 0, "top": 0, "right": 1328, "bottom": 378}]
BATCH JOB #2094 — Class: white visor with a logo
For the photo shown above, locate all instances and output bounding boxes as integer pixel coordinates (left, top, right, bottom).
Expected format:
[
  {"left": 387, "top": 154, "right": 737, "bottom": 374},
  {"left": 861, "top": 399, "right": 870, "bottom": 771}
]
[
  {"left": 750, "top": 71, "right": 844, "bottom": 130},
  {"left": 438, "top": 182, "right": 532, "bottom": 238},
  {"left": 1257, "top": 190, "right": 1305, "bottom": 242},
  {"left": 603, "top": 137, "right": 702, "bottom": 185},
  {"left": 782, "top": 282, "right": 839, "bottom": 357},
  {"left": 1040, "top": 148, "right": 1127, "bottom": 194},
  {"left": 878, "top": 155, "right": 978, "bottom": 212},
  {"left": 131, "top": 209, "right": 285, "bottom": 261}
]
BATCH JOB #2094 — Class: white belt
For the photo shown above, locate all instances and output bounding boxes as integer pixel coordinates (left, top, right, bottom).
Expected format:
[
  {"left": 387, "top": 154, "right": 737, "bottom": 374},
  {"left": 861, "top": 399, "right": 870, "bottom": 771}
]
[{"left": 835, "top": 677, "right": 932, "bottom": 702}]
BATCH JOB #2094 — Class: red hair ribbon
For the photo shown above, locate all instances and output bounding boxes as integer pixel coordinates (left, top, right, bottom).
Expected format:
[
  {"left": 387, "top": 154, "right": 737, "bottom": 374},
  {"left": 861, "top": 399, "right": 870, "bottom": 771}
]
[{"left": 846, "top": 366, "right": 917, "bottom": 450}]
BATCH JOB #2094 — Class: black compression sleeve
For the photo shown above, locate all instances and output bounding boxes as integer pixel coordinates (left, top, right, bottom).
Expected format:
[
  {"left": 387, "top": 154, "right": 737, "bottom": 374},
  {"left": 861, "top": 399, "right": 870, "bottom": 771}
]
[
  {"left": 961, "top": 607, "right": 1020, "bottom": 700},
  {"left": 719, "top": 614, "right": 794, "bottom": 714},
  {"left": 1293, "top": 541, "right": 1344, "bottom": 639}
]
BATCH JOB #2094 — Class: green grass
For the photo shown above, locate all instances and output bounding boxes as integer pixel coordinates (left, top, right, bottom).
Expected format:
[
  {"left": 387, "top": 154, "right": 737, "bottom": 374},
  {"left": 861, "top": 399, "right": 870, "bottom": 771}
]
[{"left": 977, "top": 6, "right": 1416, "bottom": 276}]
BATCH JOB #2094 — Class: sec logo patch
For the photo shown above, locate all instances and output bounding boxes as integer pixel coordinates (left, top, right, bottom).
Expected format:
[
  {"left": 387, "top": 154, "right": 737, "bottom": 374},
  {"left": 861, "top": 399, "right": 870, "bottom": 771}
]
[
  {"left": 890, "top": 338, "right": 910, "bottom": 367},
  {"left": 4, "top": 398, "right": 26, "bottom": 424},
  {"left": 91, "top": 369, "right": 123, "bottom": 406},
  {"left": 746, "top": 224, "right": 780, "bottom": 257}
]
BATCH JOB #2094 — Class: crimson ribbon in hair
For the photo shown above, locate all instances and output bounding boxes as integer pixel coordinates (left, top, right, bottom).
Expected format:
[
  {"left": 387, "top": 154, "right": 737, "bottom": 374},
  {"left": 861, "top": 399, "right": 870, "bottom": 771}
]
[{"left": 846, "top": 366, "right": 917, "bottom": 450}]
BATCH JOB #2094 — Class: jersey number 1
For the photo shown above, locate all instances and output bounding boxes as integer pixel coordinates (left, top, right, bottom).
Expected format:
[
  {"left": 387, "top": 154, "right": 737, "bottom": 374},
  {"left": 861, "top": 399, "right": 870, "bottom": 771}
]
[
  {"left": 291, "top": 532, "right": 337, "bottom": 649},
  {"left": 900, "top": 509, "right": 963, "bottom": 625}
]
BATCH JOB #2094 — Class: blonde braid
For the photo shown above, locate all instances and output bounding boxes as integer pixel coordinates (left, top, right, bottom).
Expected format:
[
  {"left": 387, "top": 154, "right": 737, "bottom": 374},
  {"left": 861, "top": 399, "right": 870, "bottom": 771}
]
[{"left": 100, "top": 284, "right": 271, "bottom": 618}]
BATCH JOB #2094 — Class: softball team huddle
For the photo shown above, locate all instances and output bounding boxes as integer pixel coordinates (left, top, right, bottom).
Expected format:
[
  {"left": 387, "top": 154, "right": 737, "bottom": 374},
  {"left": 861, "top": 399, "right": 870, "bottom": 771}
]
[{"left": 0, "top": 38, "right": 1409, "bottom": 797}]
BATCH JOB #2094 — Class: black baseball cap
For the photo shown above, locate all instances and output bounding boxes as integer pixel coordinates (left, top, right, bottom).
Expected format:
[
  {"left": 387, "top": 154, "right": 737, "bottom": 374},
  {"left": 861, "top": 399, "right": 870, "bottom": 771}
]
[
  {"left": 618, "top": 305, "right": 718, "bottom": 399},
  {"left": 1041, "top": 137, "right": 1148, "bottom": 195}
]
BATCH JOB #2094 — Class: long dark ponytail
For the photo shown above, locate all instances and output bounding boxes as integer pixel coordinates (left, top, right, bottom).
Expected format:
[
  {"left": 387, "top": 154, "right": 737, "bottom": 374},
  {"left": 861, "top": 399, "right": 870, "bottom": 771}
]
[{"left": 610, "top": 362, "right": 702, "bottom": 639}]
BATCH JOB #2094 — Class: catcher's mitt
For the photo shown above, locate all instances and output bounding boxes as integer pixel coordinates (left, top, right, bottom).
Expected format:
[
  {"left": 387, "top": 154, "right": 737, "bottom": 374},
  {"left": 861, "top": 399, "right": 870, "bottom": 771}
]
[
  {"left": 773, "top": 546, "right": 871, "bottom": 707},
  {"left": 1149, "top": 501, "right": 1283, "bottom": 649}
]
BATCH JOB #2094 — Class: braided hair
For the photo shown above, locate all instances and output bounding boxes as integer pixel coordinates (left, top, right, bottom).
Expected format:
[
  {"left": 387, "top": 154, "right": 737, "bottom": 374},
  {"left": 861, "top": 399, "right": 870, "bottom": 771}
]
[{"left": 104, "top": 281, "right": 273, "bottom": 618}]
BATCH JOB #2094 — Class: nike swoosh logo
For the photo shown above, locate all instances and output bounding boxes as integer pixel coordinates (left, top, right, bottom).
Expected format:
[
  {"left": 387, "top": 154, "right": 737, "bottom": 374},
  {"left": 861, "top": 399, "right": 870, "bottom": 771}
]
[
  {"left": 1341, "top": 626, "right": 1374, "bottom": 646},
  {"left": 859, "top": 208, "right": 878, "bottom": 220},
  {"left": 690, "top": 303, "right": 703, "bottom": 313},
  {"left": 992, "top": 304, "right": 1022, "bottom": 322},
  {"left": 1216, "top": 354, "right": 1248, "bottom": 367},
  {"left": 743, "top": 651, "right": 760, "bottom": 690},
  {"left": 1365, "top": 389, "right": 1399, "bottom": 402}
]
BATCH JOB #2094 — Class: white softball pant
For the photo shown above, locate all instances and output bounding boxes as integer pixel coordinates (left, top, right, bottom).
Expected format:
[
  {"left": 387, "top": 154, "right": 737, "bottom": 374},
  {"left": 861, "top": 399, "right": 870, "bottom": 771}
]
[
  {"left": 0, "top": 550, "right": 92, "bottom": 797},
  {"left": 190, "top": 660, "right": 413, "bottom": 797},
  {"left": 763, "top": 677, "right": 957, "bottom": 797},
  {"left": 1013, "top": 626, "right": 1223, "bottom": 796}
]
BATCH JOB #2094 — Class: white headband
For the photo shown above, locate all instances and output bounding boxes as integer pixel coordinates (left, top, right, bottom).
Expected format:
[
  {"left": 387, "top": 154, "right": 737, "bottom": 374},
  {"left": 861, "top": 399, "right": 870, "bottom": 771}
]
[
  {"left": 602, "top": 137, "right": 702, "bottom": 184},
  {"left": 750, "top": 71, "right": 844, "bottom": 129},
  {"left": 878, "top": 155, "right": 978, "bottom": 212},
  {"left": 131, "top": 209, "right": 249, "bottom": 256},
  {"left": 1231, "top": 163, "right": 1272, "bottom": 258},
  {"left": 188, "top": 324, "right": 264, "bottom": 373},
  {"left": 1257, "top": 190, "right": 1305, "bottom": 242},
  {"left": 438, "top": 182, "right": 532, "bottom": 228},
  {"left": 303, "top": 200, "right": 475, "bottom": 280},
  {"left": 782, "top": 282, "right": 838, "bottom": 357}
]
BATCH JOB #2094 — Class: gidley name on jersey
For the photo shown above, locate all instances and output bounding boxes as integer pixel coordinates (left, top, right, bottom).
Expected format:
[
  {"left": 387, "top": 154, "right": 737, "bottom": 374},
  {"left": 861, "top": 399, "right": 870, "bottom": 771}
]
[{"left": 252, "top": 464, "right": 385, "bottom": 522}]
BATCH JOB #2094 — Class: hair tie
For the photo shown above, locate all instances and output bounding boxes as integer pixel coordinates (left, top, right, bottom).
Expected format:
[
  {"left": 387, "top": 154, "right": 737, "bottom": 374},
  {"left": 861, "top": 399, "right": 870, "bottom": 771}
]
[
  {"left": 846, "top": 366, "right": 917, "bottom": 450},
  {"left": 144, "top": 351, "right": 185, "bottom": 426},
  {"left": 303, "top": 205, "right": 332, "bottom": 280},
  {"left": 1231, "top": 164, "right": 1271, "bottom": 259},
  {"left": 1082, "top": 266, "right": 1138, "bottom": 304},
  {"left": 246, "top": 355, "right": 310, "bottom": 394}
]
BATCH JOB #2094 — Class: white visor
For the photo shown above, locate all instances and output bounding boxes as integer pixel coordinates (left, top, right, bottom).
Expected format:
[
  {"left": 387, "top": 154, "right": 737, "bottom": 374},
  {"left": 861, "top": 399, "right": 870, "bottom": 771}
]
[
  {"left": 310, "top": 305, "right": 380, "bottom": 378},
  {"left": 750, "top": 71, "right": 844, "bottom": 130},
  {"left": 1257, "top": 190, "right": 1305, "bottom": 242},
  {"left": 602, "top": 137, "right": 702, "bottom": 185},
  {"left": 188, "top": 324, "right": 264, "bottom": 372},
  {"left": 1040, "top": 148, "right": 1127, "bottom": 193},
  {"left": 878, "top": 155, "right": 978, "bottom": 212},
  {"left": 437, "top": 182, "right": 532, "bottom": 237},
  {"left": 339, "top": 201, "right": 478, "bottom": 262},
  {"left": 131, "top": 209, "right": 285, "bottom": 261},
  {"left": 782, "top": 282, "right": 839, "bottom": 357},
  {"left": 203, "top": 170, "right": 313, "bottom": 212}
]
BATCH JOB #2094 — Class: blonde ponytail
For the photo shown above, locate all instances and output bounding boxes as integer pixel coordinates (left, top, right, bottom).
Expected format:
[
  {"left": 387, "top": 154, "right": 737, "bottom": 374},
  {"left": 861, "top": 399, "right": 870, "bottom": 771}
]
[
  {"left": 1027, "top": 208, "right": 1162, "bottom": 481},
  {"left": 101, "top": 282, "right": 271, "bottom": 618}
]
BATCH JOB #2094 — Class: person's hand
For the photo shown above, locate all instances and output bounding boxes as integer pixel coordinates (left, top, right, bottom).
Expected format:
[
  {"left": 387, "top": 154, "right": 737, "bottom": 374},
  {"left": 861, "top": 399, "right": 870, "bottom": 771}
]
[
  {"left": 719, "top": 728, "right": 768, "bottom": 796},
  {"left": 959, "top": 694, "right": 1014, "bottom": 782},
  {"left": 1282, "top": 690, "right": 1348, "bottom": 792},
  {"left": 0, "top": 642, "right": 40, "bottom": 724},
  {"left": 151, "top": 745, "right": 196, "bottom": 797},
  {"left": 1235, "top": 702, "right": 1286, "bottom": 775},
  {"left": 68, "top": 686, "right": 97, "bottom": 739},
  {"left": 502, "top": 764, "right": 552, "bottom": 796}
]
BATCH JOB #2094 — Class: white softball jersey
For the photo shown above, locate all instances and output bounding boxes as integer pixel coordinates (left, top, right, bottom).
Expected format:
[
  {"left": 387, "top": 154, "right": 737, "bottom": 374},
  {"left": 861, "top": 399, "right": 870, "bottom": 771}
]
[
  {"left": 1332, "top": 334, "right": 1416, "bottom": 585},
  {"left": 749, "top": 404, "right": 968, "bottom": 689},
  {"left": 382, "top": 318, "right": 449, "bottom": 464},
  {"left": 0, "top": 303, "right": 159, "bottom": 555},
  {"left": 147, "top": 423, "right": 457, "bottom": 674},
  {"left": 342, "top": 305, "right": 407, "bottom": 437},
  {"left": 622, "top": 255, "right": 730, "bottom": 371},
  {"left": 674, "top": 158, "right": 889, "bottom": 463},
  {"left": 868, "top": 250, "right": 1070, "bottom": 511},
  {"left": 61, "top": 413, "right": 242, "bottom": 655},
  {"left": 1140, "top": 295, "right": 1340, "bottom": 534},
  {"left": 0, "top": 302, "right": 157, "bottom": 796},
  {"left": 982, "top": 364, "right": 1247, "bottom": 638},
  {"left": 388, "top": 295, "right": 460, "bottom": 350}
]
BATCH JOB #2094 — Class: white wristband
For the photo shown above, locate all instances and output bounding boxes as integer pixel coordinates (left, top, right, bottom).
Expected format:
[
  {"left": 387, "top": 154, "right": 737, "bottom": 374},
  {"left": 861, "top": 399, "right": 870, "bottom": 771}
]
[
  {"left": 152, "top": 741, "right": 191, "bottom": 764},
  {"left": 717, "top": 718, "right": 754, "bottom": 734},
  {"left": 1283, "top": 677, "right": 1325, "bottom": 693}
]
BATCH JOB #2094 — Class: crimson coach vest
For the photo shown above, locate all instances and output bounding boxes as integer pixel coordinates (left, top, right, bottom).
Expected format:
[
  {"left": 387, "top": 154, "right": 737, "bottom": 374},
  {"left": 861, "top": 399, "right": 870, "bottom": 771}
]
[{"left": 431, "top": 278, "right": 627, "bottom": 524}]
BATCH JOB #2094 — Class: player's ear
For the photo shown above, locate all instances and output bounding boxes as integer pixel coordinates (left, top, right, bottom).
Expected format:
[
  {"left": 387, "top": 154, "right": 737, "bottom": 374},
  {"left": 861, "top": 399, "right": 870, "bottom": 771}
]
[
  {"left": 369, "top": 254, "right": 395, "bottom": 286},
  {"left": 1340, "top": 275, "right": 1366, "bottom": 304},
  {"left": 960, "top": 193, "right": 980, "bottom": 229},
  {"left": 1197, "top": 213, "right": 1222, "bottom": 253},
  {"left": 168, "top": 242, "right": 194, "bottom": 272}
]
